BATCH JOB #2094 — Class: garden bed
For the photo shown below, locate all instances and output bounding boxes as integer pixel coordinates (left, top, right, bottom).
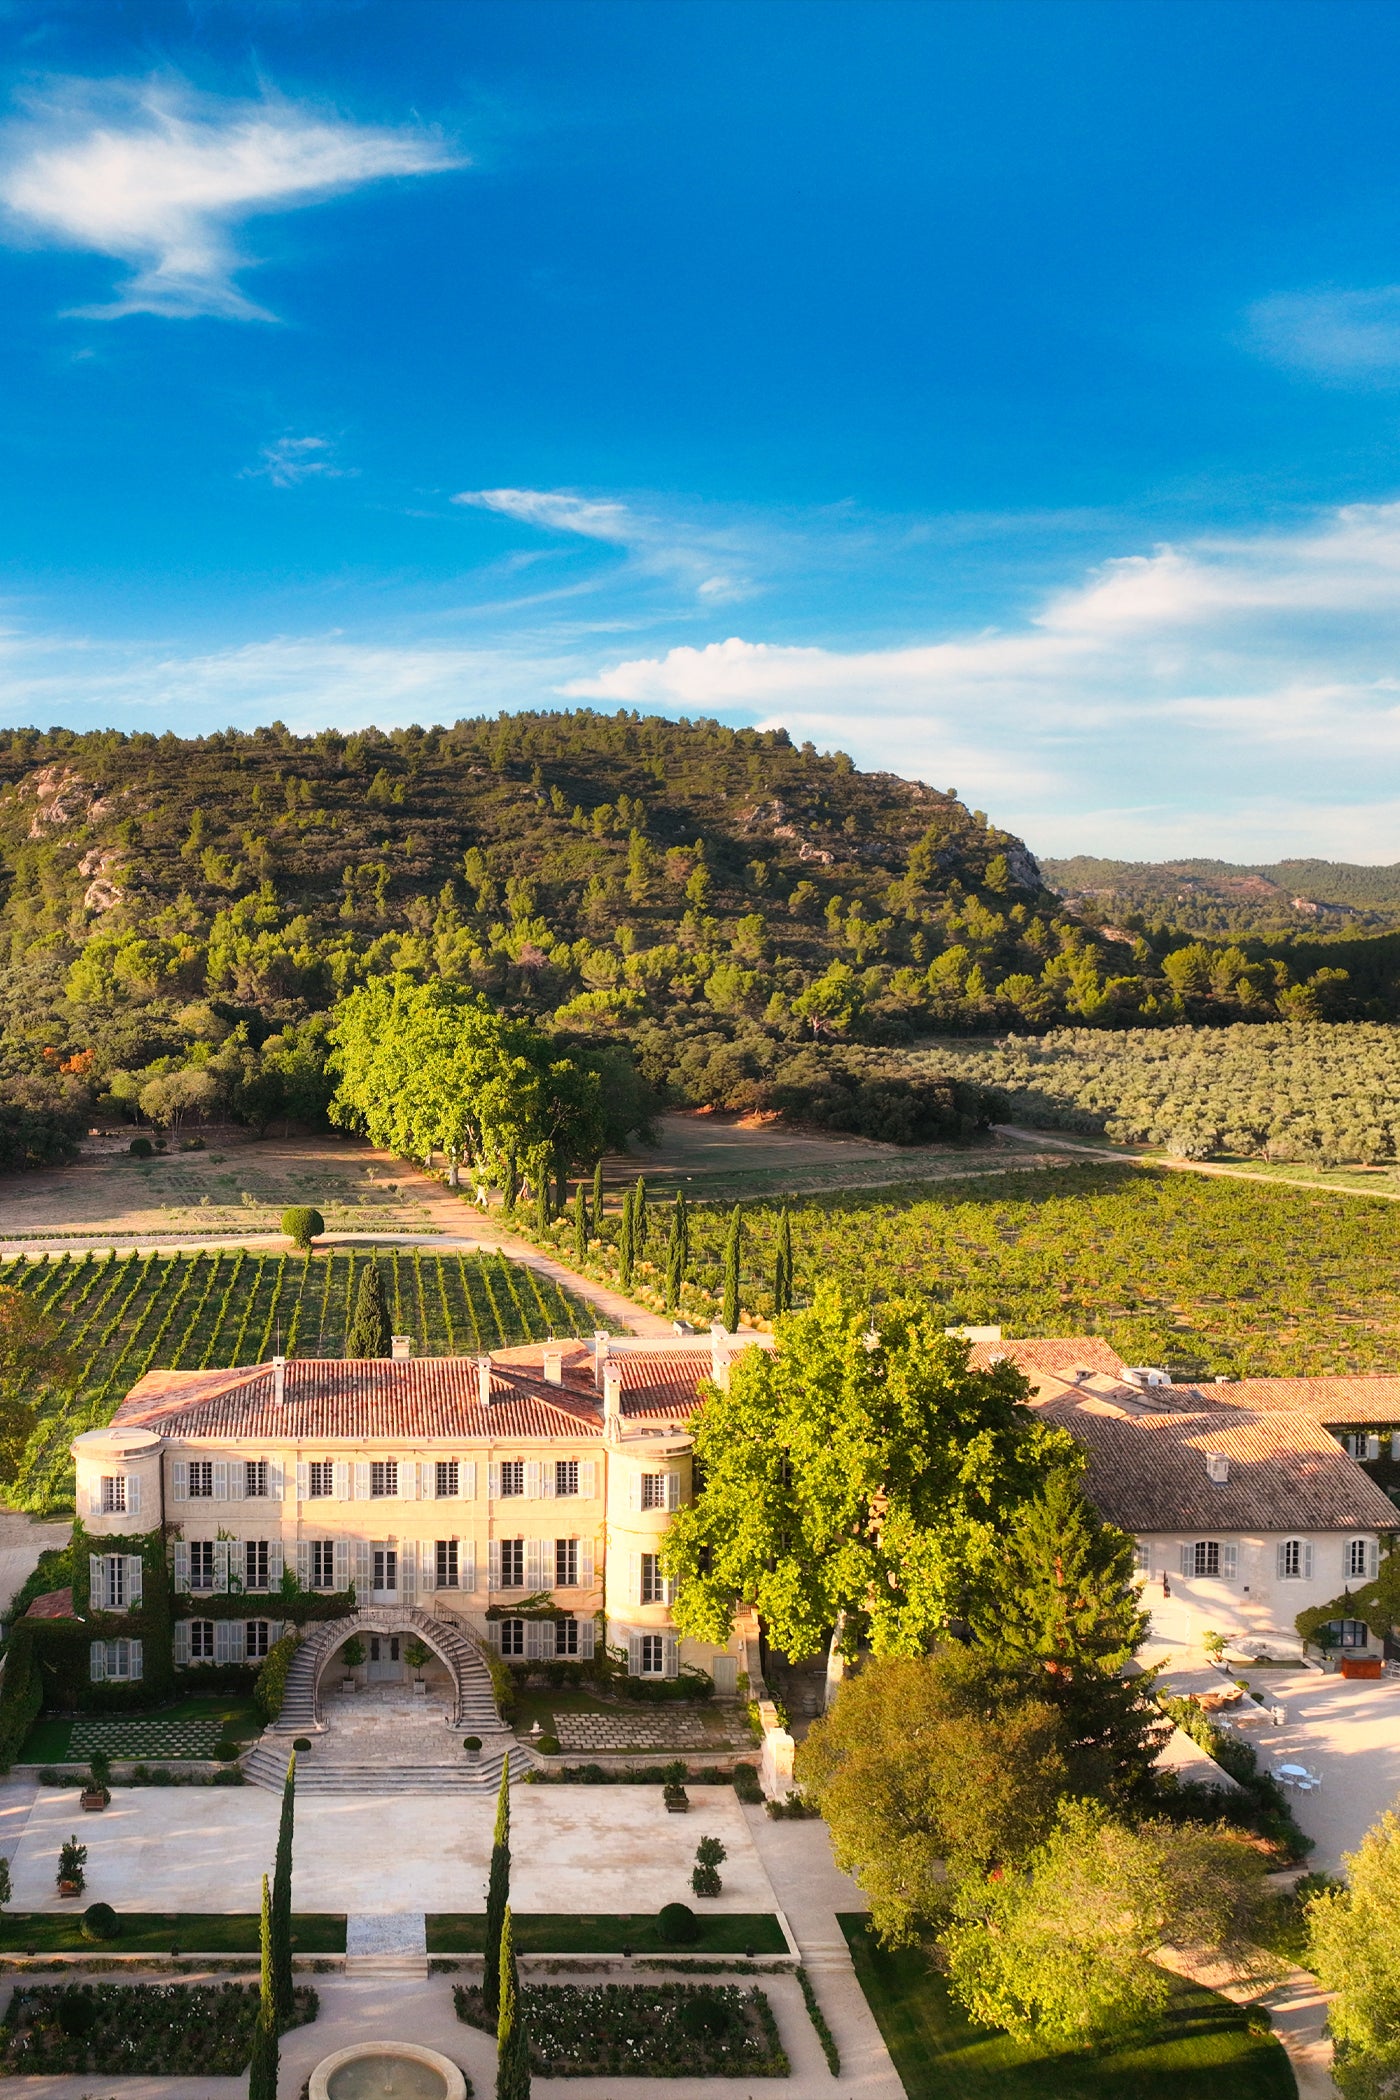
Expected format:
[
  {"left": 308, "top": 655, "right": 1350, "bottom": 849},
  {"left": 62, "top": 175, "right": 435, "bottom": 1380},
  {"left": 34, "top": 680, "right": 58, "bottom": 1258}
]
[
  {"left": 454, "top": 1979, "right": 789, "bottom": 2076},
  {"left": 0, "top": 1913, "right": 346, "bottom": 1955},
  {"left": 428, "top": 1912, "right": 786, "bottom": 1956},
  {"left": 20, "top": 1695, "right": 264, "bottom": 1765},
  {"left": 0, "top": 1979, "right": 318, "bottom": 2076}
]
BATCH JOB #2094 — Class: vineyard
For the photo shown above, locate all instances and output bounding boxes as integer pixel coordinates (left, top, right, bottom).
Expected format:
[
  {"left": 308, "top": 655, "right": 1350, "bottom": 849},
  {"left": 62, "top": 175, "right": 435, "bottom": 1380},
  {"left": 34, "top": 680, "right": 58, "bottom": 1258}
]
[{"left": 529, "top": 1162, "right": 1400, "bottom": 1380}]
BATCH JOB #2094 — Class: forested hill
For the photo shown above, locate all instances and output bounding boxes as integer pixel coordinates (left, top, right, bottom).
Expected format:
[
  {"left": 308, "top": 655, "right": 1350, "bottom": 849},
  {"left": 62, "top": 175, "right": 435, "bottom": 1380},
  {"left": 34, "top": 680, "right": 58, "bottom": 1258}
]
[
  {"left": 1045, "top": 852, "right": 1400, "bottom": 938},
  {"left": 0, "top": 712, "right": 1386, "bottom": 1166}
]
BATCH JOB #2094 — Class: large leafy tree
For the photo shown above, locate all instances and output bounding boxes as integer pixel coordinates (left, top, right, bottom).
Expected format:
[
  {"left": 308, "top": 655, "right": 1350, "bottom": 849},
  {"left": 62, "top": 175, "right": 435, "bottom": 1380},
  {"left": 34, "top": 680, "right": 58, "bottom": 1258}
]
[
  {"left": 663, "top": 1288, "right": 1074, "bottom": 1659},
  {"left": 1309, "top": 1808, "right": 1400, "bottom": 2097},
  {"left": 327, "top": 975, "right": 603, "bottom": 1188},
  {"left": 795, "top": 1650, "right": 1070, "bottom": 1943}
]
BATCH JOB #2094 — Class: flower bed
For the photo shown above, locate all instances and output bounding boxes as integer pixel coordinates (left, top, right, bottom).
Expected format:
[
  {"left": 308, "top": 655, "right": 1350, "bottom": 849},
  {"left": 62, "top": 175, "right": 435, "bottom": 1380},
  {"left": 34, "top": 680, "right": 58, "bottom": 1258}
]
[
  {"left": 0, "top": 1979, "right": 318, "bottom": 2075},
  {"left": 454, "top": 1980, "right": 789, "bottom": 2076}
]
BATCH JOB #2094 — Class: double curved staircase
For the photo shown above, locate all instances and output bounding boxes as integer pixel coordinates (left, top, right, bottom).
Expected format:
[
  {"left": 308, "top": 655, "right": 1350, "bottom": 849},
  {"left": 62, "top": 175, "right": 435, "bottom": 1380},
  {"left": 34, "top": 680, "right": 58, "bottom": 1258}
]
[{"left": 243, "top": 1606, "right": 536, "bottom": 1794}]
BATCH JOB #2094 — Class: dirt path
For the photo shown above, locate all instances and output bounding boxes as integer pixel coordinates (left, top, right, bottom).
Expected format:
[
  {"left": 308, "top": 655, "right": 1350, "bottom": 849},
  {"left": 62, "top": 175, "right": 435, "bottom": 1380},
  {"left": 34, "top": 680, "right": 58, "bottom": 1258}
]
[{"left": 1000, "top": 1124, "right": 1400, "bottom": 1204}]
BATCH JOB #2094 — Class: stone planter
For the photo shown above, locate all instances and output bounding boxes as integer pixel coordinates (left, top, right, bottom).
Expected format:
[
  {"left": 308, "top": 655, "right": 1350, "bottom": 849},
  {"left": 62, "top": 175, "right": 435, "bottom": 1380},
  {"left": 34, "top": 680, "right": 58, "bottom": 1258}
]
[
  {"left": 57, "top": 1879, "right": 82, "bottom": 1899},
  {"left": 79, "top": 1789, "right": 108, "bottom": 1812},
  {"left": 341, "top": 1677, "right": 354, "bottom": 1693}
]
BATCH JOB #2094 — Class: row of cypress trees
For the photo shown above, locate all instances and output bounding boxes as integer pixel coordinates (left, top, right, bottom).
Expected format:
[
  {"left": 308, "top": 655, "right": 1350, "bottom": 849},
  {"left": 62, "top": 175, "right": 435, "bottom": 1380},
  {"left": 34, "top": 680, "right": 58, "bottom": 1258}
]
[
  {"left": 580, "top": 1178, "right": 795, "bottom": 1327},
  {"left": 248, "top": 1748, "right": 298, "bottom": 2100},
  {"left": 486, "top": 1763, "right": 531, "bottom": 2099}
]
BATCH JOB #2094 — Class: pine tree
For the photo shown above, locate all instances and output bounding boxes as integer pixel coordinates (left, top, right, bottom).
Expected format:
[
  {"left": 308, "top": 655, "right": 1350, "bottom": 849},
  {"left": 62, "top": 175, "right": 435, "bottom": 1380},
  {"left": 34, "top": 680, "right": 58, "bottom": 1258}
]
[
  {"left": 721, "top": 1206, "right": 741, "bottom": 1333},
  {"left": 618, "top": 1184, "right": 636, "bottom": 1289},
  {"left": 591, "top": 1159, "right": 604, "bottom": 1232},
  {"left": 344, "top": 1261, "right": 388, "bottom": 1359},
  {"left": 271, "top": 1748, "right": 296, "bottom": 2026},
  {"left": 483, "top": 1762, "right": 511, "bottom": 2021},
  {"left": 774, "top": 1208, "right": 793, "bottom": 1315},
  {"left": 496, "top": 1904, "right": 531, "bottom": 2100},
  {"left": 573, "top": 1185, "right": 588, "bottom": 1262},
  {"left": 247, "top": 1873, "right": 280, "bottom": 2100}
]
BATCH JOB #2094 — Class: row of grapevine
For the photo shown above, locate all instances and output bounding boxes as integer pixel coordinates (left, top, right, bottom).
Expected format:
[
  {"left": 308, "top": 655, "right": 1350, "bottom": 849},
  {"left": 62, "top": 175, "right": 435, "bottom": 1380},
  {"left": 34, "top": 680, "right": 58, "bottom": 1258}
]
[{"left": 2, "top": 1249, "right": 594, "bottom": 1405}]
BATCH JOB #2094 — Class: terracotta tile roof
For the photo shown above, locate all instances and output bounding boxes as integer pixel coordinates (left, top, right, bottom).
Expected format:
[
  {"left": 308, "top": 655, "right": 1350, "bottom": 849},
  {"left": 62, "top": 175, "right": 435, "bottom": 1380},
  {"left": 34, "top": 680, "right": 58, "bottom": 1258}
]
[
  {"left": 1165, "top": 1376, "right": 1400, "bottom": 1426},
  {"left": 113, "top": 1359, "right": 605, "bottom": 1443},
  {"left": 1041, "top": 1402, "right": 1400, "bottom": 1534},
  {"left": 967, "top": 1335, "right": 1129, "bottom": 1386},
  {"left": 24, "top": 1587, "right": 75, "bottom": 1620}
]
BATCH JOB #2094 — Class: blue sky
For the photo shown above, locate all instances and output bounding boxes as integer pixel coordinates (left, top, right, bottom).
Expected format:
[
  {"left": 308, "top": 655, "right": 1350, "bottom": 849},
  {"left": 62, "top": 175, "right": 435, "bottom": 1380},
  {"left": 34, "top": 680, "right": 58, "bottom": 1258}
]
[{"left": 3, "top": 0, "right": 1400, "bottom": 858}]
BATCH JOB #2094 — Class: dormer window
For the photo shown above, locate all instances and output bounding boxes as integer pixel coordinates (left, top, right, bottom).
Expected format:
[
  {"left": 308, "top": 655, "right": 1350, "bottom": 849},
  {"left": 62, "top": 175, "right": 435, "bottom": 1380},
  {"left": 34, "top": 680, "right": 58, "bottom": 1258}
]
[{"left": 1206, "top": 1454, "right": 1229, "bottom": 1484}]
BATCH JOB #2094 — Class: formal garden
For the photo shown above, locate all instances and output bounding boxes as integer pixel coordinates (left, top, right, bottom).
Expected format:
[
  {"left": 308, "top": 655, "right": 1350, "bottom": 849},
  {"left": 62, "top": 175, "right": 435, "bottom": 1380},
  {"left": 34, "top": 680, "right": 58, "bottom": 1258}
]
[
  {"left": 0, "top": 1977, "right": 319, "bottom": 2078},
  {"left": 455, "top": 1977, "right": 789, "bottom": 2077}
]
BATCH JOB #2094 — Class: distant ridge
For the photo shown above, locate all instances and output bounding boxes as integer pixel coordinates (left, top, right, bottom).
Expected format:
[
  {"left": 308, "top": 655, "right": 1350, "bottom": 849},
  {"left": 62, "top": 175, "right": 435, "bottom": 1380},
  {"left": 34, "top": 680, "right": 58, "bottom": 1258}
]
[{"left": 1042, "top": 854, "right": 1400, "bottom": 938}]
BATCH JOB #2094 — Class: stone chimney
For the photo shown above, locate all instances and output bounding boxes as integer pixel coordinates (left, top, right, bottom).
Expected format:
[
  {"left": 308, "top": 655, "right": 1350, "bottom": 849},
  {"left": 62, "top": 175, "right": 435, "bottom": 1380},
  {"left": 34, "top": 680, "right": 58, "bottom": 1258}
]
[
  {"left": 593, "top": 1331, "right": 611, "bottom": 1390},
  {"left": 272, "top": 1355, "right": 286, "bottom": 1407},
  {"left": 1206, "top": 1452, "right": 1229, "bottom": 1485},
  {"left": 710, "top": 1321, "right": 730, "bottom": 1390},
  {"left": 603, "top": 1364, "right": 622, "bottom": 1440},
  {"left": 391, "top": 1334, "right": 412, "bottom": 1362},
  {"left": 542, "top": 1345, "right": 564, "bottom": 1387},
  {"left": 477, "top": 1355, "right": 493, "bottom": 1408}
]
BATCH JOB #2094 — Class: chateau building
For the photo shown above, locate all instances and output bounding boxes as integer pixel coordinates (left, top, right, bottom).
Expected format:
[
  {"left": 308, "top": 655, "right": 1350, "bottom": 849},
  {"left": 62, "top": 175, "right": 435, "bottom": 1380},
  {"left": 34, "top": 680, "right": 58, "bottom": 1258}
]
[{"left": 71, "top": 1329, "right": 768, "bottom": 1694}]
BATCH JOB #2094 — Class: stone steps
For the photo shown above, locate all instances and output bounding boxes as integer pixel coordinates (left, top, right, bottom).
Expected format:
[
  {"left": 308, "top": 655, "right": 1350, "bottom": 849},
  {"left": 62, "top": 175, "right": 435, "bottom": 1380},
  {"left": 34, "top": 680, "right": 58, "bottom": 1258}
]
[
  {"left": 244, "top": 1737, "right": 534, "bottom": 1793},
  {"left": 346, "top": 1953, "right": 429, "bottom": 1978}
]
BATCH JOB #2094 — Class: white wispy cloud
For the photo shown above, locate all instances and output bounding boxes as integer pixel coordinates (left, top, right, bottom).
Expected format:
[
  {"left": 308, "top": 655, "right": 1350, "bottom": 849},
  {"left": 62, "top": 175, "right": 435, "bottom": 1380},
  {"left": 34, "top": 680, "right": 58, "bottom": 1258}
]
[
  {"left": 455, "top": 485, "right": 752, "bottom": 603},
  {"left": 0, "top": 76, "right": 460, "bottom": 319},
  {"left": 1247, "top": 285, "right": 1400, "bottom": 380},
  {"left": 243, "top": 435, "right": 354, "bottom": 487}
]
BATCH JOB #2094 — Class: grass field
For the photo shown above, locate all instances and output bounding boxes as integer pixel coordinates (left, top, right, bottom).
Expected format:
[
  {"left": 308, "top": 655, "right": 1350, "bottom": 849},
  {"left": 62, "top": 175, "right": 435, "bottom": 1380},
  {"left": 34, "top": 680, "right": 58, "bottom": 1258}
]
[
  {"left": 0, "top": 1912, "right": 346, "bottom": 1954},
  {"left": 838, "top": 1917, "right": 1296, "bottom": 2099},
  {"left": 4, "top": 1245, "right": 594, "bottom": 1403},
  {"left": 667, "top": 1162, "right": 1400, "bottom": 1376},
  {"left": 426, "top": 1912, "right": 787, "bottom": 1954},
  {"left": 20, "top": 1696, "right": 264, "bottom": 1766}
]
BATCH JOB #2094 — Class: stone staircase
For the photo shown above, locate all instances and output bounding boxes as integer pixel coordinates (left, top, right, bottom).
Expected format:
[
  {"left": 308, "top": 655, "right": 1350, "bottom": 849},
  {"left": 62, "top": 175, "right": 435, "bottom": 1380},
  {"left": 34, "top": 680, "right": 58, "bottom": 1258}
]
[{"left": 244, "top": 1606, "right": 531, "bottom": 1794}]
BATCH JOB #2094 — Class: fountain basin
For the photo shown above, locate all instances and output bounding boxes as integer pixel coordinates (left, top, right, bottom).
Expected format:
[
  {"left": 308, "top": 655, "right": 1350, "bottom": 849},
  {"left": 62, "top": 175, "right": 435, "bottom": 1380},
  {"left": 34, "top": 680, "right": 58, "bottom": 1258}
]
[{"left": 309, "top": 2041, "right": 467, "bottom": 2100}]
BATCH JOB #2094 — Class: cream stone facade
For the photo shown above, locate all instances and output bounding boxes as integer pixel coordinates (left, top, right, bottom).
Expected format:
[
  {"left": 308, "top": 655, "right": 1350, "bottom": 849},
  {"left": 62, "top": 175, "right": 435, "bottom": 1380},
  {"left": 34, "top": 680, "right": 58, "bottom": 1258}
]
[{"left": 72, "top": 1330, "right": 766, "bottom": 1694}]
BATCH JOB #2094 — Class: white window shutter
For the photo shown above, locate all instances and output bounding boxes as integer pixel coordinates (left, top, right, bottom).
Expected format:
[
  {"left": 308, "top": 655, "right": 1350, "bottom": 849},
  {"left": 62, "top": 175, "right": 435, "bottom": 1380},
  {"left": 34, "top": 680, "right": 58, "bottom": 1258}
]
[
  {"left": 267, "top": 1621, "right": 282, "bottom": 1646},
  {"left": 213, "top": 1460, "right": 228, "bottom": 1502},
  {"left": 1303, "top": 1542, "right": 1315, "bottom": 1580},
  {"left": 334, "top": 1461, "right": 351, "bottom": 1502},
  {"left": 268, "top": 1461, "right": 284, "bottom": 1502},
  {"left": 525, "top": 1460, "right": 542, "bottom": 1499},
  {"left": 213, "top": 1540, "right": 229, "bottom": 1594},
  {"left": 227, "top": 1464, "right": 245, "bottom": 1502},
  {"left": 129, "top": 1638, "right": 143, "bottom": 1682},
  {"left": 579, "top": 1537, "right": 594, "bottom": 1587},
  {"left": 126, "top": 1555, "right": 144, "bottom": 1608},
  {"left": 541, "top": 1464, "right": 556, "bottom": 1500},
  {"left": 488, "top": 1540, "right": 501, "bottom": 1592},
  {"left": 1370, "top": 1540, "right": 1380, "bottom": 1579},
  {"left": 402, "top": 1544, "right": 417, "bottom": 1603},
  {"left": 1181, "top": 1545, "right": 1193, "bottom": 1578},
  {"left": 127, "top": 1475, "right": 141, "bottom": 1517},
  {"left": 334, "top": 1537, "right": 350, "bottom": 1590},
  {"left": 355, "top": 1539, "right": 372, "bottom": 1593},
  {"left": 90, "top": 1639, "right": 106, "bottom": 1683},
  {"left": 663, "top": 1635, "right": 679, "bottom": 1679},
  {"left": 627, "top": 1631, "right": 642, "bottom": 1676},
  {"left": 296, "top": 1463, "right": 309, "bottom": 1503},
  {"left": 296, "top": 1540, "right": 311, "bottom": 1588},
  {"left": 173, "top": 1460, "right": 189, "bottom": 1502},
  {"left": 1368, "top": 1435, "right": 1382, "bottom": 1461},
  {"left": 1221, "top": 1545, "right": 1238, "bottom": 1581},
  {"left": 227, "top": 1621, "right": 246, "bottom": 1663},
  {"left": 1391, "top": 1433, "right": 1400, "bottom": 1463},
  {"left": 87, "top": 1479, "right": 103, "bottom": 1518},
  {"left": 486, "top": 1618, "right": 501, "bottom": 1651},
  {"left": 526, "top": 1538, "right": 545, "bottom": 1588},
  {"left": 173, "top": 1621, "right": 190, "bottom": 1666},
  {"left": 666, "top": 1471, "right": 682, "bottom": 1511},
  {"left": 268, "top": 1539, "right": 284, "bottom": 1586},
  {"left": 461, "top": 1462, "right": 477, "bottom": 1502},
  {"left": 525, "top": 1618, "right": 542, "bottom": 1660},
  {"left": 89, "top": 1553, "right": 102, "bottom": 1609},
  {"left": 488, "top": 1463, "right": 501, "bottom": 1502},
  {"left": 400, "top": 1460, "right": 417, "bottom": 1502},
  {"left": 578, "top": 1616, "right": 596, "bottom": 1659},
  {"left": 628, "top": 1471, "right": 641, "bottom": 1512},
  {"left": 214, "top": 1620, "right": 231, "bottom": 1663},
  {"left": 1275, "top": 1542, "right": 1287, "bottom": 1579},
  {"left": 579, "top": 1460, "right": 595, "bottom": 1499},
  {"left": 421, "top": 1539, "right": 436, "bottom": 1592},
  {"left": 628, "top": 1551, "right": 641, "bottom": 1605},
  {"left": 173, "top": 1540, "right": 190, "bottom": 1589},
  {"left": 461, "top": 1539, "right": 477, "bottom": 1592},
  {"left": 354, "top": 1462, "right": 371, "bottom": 1500}
]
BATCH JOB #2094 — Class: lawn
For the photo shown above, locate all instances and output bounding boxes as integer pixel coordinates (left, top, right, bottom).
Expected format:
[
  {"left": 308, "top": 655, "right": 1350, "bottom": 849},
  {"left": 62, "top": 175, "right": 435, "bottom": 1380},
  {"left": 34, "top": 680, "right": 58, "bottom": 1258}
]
[
  {"left": 20, "top": 1695, "right": 264, "bottom": 1765},
  {"left": 838, "top": 1917, "right": 1297, "bottom": 2100},
  {"left": 0, "top": 1912, "right": 345, "bottom": 1954},
  {"left": 427, "top": 1912, "right": 787, "bottom": 1955}
]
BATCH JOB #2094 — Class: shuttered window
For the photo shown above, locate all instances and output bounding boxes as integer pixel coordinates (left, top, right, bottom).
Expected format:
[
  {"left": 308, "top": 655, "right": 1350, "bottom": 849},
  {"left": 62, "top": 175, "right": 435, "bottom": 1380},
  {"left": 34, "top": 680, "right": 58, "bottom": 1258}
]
[
  {"left": 311, "top": 1540, "right": 335, "bottom": 1589},
  {"left": 500, "top": 1462, "right": 525, "bottom": 1498},
  {"left": 245, "top": 1460, "right": 268, "bottom": 1498},
  {"left": 246, "top": 1620, "right": 272, "bottom": 1660},
  {"left": 1277, "top": 1539, "right": 1314, "bottom": 1580},
  {"left": 245, "top": 1541, "right": 269, "bottom": 1591},
  {"left": 556, "top": 1538, "right": 578, "bottom": 1587},
  {"left": 1346, "top": 1537, "right": 1378, "bottom": 1581},
  {"left": 500, "top": 1539, "right": 525, "bottom": 1588},
  {"left": 436, "top": 1461, "right": 459, "bottom": 1499},
  {"left": 189, "top": 1461, "right": 214, "bottom": 1498},
  {"left": 190, "top": 1620, "right": 214, "bottom": 1660},
  {"left": 499, "top": 1617, "right": 525, "bottom": 1657},
  {"left": 555, "top": 1461, "right": 579, "bottom": 1496},
  {"left": 101, "top": 1475, "right": 127, "bottom": 1514},
  {"left": 370, "top": 1461, "right": 398, "bottom": 1498},
  {"left": 436, "top": 1540, "right": 459, "bottom": 1588},
  {"left": 308, "top": 1461, "right": 334, "bottom": 1498}
]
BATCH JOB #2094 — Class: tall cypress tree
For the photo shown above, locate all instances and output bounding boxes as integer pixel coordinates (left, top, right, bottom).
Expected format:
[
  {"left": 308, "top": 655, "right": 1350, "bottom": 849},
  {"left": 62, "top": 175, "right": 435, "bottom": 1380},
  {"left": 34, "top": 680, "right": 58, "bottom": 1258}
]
[
  {"left": 271, "top": 1748, "right": 296, "bottom": 2025},
  {"left": 483, "top": 1762, "right": 511, "bottom": 2021},
  {"left": 496, "top": 1904, "right": 531, "bottom": 2100},
  {"left": 721, "top": 1206, "right": 741, "bottom": 1333},
  {"left": 665, "top": 1225, "right": 683, "bottom": 1314},
  {"left": 673, "top": 1188, "right": 690, "bottom": 1272},
  {"left": 618, "top": 1184, "right": 637, "bottom": 1289},
  {"left": 344, "top": 1261, "right": 389, "bottom": 1359},
  {"left": 573, "top": 1184, "right": 588, "bottom": 1262},
  {"left": 591, "top": 1159, "right": 604, "bottom": 1233},
  {"left": 634, "top": 1177, "right": 648, "bottom": 1256},
  {"left": 247, "top": 1873, "right": 280, "bottom": 2100},
  {"left": 535, "top": 1178, "right": 550, "bottom": 1235},
  {"left": 774, "top": 1209, "right": 794, "bottom": 1315}
]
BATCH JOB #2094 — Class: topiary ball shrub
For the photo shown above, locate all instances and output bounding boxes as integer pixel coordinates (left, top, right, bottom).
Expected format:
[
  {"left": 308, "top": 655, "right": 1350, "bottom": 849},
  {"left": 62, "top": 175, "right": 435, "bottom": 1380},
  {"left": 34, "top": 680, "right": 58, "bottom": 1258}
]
[
  {"left": 463, "top": 1736, "right": 482, "bottom": 1754},
  {"left": 680, "top": 1992, "right": 738, "bottom": 2040},
  {"left": 293, "top": 1737, "right": 312, "bottom": 1752},
  {"left": 213, "top": 1740, "right": 239, "bottom": 1762},
  {"left": 58, "top": 1990, "right": 99, "bottom": 2034},
  {"left": 81, "top": 1903, "right": 120, "bottom": 1943},
  {"left": 658, "top": 1901, "right": 700, "bottom": 1946},
  {"left": 537, "top": 1733, "right": 560, "bottom": 1755},
  {"left": 281, "top": 1205, "right": 325, "bottom": 1252},
  {"left": 129, "top": 1136, "right": 153, "bottom": 1158}
]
